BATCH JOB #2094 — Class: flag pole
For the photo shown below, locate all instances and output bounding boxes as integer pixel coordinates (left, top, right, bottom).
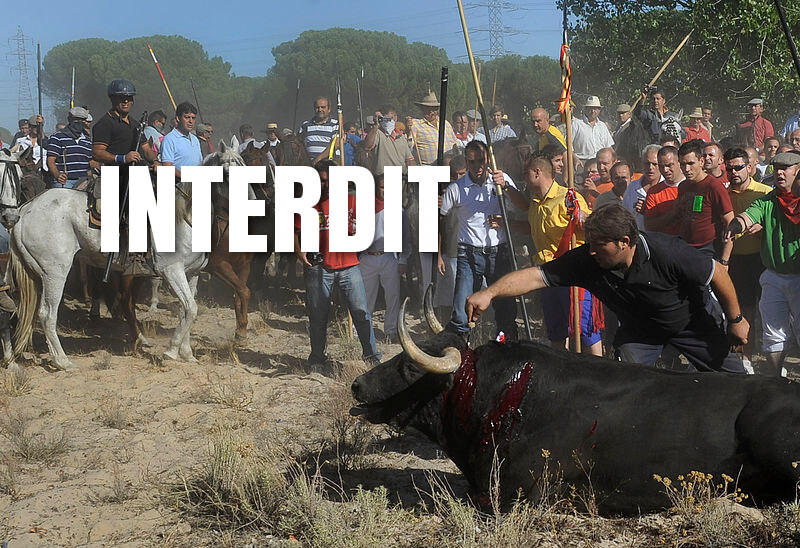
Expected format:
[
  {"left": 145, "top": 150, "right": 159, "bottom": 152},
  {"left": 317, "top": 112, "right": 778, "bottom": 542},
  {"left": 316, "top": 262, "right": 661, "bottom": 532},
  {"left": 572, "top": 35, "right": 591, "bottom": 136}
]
[
  {"left": 70, "top": 67, "right": 75, "bottom": 109},
  {"left": 457, "top": 0, "right": 533, "bottom": 341},
  {"left": 561, "top": 1, "right": 581, "bottom": 353},
  {"left": 147, "top": 44, "right": 177, "bottom": 111}
]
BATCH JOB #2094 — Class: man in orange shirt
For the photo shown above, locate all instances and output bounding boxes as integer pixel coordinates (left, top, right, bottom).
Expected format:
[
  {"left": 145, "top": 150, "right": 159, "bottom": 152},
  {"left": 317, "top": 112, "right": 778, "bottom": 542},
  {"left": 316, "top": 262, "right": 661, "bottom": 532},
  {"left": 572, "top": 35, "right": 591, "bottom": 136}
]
[
  {"left": 583, "top": 147, "right": 616, "bottom": 209},
  {"left": 643, "top": 146, "right": 683, "bottom": 235}
]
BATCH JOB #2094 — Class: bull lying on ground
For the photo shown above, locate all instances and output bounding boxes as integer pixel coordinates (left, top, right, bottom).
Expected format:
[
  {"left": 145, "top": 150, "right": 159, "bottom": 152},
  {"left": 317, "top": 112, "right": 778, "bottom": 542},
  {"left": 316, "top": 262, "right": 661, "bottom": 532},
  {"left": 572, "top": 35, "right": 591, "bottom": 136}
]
[{"left": 351, "top": 299, "right": 800, "bottom": 515}]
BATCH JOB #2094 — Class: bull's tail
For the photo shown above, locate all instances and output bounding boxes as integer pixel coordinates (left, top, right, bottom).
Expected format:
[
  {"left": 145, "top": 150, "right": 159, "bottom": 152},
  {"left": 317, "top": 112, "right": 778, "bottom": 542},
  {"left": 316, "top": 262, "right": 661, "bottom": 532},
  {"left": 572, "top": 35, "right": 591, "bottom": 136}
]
[{"left": 10, "top": 237, "right": 40, "bottom": 357}]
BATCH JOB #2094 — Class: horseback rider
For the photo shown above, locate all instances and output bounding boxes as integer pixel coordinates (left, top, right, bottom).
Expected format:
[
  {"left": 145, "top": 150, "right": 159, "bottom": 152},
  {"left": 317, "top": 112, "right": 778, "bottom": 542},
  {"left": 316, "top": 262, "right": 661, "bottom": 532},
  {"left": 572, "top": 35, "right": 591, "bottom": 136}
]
[{"left": 91, "top": 78, "right": 148, "bottom": 275}]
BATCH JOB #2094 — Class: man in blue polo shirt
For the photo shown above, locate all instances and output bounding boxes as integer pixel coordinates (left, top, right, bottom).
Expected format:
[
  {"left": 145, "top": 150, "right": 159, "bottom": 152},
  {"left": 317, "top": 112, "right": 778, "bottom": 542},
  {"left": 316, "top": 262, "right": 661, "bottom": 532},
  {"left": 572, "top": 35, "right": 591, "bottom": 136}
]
[{"left": 160, "top": 102, "right": 202, "bottom": 178}]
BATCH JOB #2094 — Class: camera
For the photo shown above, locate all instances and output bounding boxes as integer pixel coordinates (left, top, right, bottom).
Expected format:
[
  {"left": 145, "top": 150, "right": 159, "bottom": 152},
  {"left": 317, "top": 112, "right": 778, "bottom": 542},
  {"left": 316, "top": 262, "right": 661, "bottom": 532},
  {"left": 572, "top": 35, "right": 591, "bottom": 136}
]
[
  {"left": 643, "top": 85, "right": 658, "bottom": 95},
  {"left": 378, "top": 115, "right": 393, "bottom": 123},
  {"left": 306, "top": 252, "right": 324, "bottom": 266}
]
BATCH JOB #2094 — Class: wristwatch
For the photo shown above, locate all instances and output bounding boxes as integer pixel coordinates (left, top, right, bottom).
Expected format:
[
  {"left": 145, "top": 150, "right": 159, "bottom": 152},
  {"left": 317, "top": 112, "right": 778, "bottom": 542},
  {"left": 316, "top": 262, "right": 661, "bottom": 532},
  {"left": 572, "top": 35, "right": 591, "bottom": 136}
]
[
  {"left": 718, "top": 257, "right": 729, "bottom": 266},
  {"left": 728, "top": 313, "right": 744, "bottom": 324}
]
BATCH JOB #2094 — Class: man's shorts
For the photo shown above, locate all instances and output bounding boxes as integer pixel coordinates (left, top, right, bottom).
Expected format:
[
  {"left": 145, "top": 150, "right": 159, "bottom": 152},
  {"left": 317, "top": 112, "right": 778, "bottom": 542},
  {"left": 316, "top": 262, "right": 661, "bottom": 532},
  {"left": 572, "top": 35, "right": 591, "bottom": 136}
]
[
  {"left": 540, "top": 286, "right": 602, "bottom": 347},
  {"left": 759, "top": 269, "right": 800, "bottom": 353}
]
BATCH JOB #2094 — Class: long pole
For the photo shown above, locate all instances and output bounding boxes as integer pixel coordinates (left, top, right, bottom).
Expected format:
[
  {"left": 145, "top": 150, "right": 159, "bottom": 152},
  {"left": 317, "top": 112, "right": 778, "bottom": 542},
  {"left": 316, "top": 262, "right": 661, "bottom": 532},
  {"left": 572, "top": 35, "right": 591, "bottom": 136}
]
[
  {"left": 562, "top": 1, "right": 581, "bottom": 353},
  {"left": 70, "top": 67, "right": 75, "bottom": 109},
  {"left": 356, "top": 67, "right": 365, "bottom": 131},
  {"left": 36, "top": 43, "right": 42, "bottom": 116},
  {"left": 775, "top": 0, "right": 800, "bottom": 80},
  {"left": 475, "top": 62, "right": 482, "bottom": 117},
  {"left": 292, "top": 79, "right": 301, "bottom": 131},
  {"left": 630, "top": 30, "right": 693, "bottom": 111},
  {"left": 432, "top": 67, "right": 449, "bottom": 294},
  {"left": 491, "top": 70, "right": 497, "bottom": 107},
  {"left": 190, "top": 78, "right": 204, "bottom": 123},
  {"left": 337, "top": 77, "right": 353, "bottom": 339},
  {"left": 457, "top": 0, "right": 533, "bottom": 341},
  {"left": 147, "top": 44, "right": 177, "bottom": 111}
]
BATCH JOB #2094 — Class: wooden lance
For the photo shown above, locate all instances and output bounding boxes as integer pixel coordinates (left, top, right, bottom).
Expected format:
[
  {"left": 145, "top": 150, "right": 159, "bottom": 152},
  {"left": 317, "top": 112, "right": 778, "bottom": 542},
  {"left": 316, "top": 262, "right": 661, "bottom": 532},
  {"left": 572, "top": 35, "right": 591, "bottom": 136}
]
[
  {"left": 630, "top": 30, "right": 693, "bottom": 111},
  {"left": 336, "top": 77, "right": 354, "bottom": 339},
  {"left": 774, "top": 0, "right": 800, "bottom": 81},
  {"left": 457, "top": 0, "right": 534, "bottom": 341},
  {"left": 292, "top": 79, "right": 301, "bottom": 131},
  {"left": 190, "top": 78, "right": 204, "bottom": 123},
  {"left": 70, "top": 66, "right": 75, "bottom": 109},
  {"left": 147, "top": 44, "right": 177, "bottom": 111}
]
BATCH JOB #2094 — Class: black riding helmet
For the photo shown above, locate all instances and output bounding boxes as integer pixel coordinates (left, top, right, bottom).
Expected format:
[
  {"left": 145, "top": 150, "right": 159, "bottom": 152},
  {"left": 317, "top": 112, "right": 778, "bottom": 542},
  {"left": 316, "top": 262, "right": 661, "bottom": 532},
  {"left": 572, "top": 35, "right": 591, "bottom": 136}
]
[{"left": 107, "top": 78, "right": 136, "bottom": 97}]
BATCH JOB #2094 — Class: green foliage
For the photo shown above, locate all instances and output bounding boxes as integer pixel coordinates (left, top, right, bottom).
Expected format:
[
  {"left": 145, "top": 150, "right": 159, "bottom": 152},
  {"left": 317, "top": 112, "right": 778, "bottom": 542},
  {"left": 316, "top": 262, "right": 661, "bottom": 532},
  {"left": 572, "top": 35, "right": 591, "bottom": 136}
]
[
  {"left": 42, "top": 29, "right": 562, "bottom": 136},
  {"left": 568, "top": 0, "right": 800, "bottom": 135}
]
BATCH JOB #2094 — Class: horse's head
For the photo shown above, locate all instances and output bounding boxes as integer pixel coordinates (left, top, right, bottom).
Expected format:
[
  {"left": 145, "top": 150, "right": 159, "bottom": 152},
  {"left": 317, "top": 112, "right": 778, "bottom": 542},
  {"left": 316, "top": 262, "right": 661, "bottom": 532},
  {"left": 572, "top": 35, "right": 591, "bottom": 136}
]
[
  {"left": 239, "top": 141, "right": 271, "bottom": 167},
  {"left": 202, "top": 144, "right": 246, "bottom": 202},
  {"left": 0, "top": 149, "right": 24, "bottom": 228}
]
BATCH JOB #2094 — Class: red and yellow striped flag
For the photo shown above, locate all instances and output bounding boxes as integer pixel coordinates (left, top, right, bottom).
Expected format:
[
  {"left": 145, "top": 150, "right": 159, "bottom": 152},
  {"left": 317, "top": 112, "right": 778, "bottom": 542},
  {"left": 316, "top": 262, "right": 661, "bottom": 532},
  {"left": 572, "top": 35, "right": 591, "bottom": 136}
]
[{"left": 556, "top": 44, "right": 572, "bottom": 117}]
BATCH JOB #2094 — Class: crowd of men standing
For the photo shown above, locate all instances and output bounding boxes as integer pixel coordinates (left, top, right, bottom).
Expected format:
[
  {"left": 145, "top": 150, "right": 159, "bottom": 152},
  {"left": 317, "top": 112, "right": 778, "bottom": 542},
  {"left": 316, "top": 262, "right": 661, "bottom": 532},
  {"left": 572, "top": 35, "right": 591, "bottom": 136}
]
[{"left": 5, "top": 79, "right": 800, "bottom": 377}]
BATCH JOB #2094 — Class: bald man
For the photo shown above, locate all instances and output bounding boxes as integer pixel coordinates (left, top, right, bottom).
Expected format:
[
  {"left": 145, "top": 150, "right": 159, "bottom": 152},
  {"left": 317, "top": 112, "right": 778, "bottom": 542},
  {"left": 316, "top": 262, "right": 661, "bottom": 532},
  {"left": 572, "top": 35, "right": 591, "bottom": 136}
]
[{"left": 530, "top": 108, "right": 567, "bottom": 154}]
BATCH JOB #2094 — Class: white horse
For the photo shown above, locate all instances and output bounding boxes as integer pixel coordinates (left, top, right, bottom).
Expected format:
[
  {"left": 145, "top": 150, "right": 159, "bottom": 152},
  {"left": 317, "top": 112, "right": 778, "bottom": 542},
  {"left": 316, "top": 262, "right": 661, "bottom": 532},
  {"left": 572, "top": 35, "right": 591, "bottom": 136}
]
[
  {"left": 0, "top": 148, "right": 25, "bottom": 368},
  {"left": 10, "top": 181, "right": 206, "bottom": 371}
]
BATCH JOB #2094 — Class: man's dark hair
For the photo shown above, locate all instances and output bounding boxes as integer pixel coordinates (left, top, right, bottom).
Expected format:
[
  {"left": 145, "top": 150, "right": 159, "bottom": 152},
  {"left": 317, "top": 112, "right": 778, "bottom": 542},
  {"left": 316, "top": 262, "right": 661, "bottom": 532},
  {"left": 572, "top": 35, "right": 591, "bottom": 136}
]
[
  {"left": 314, "top": 158, "right": 337, "bottom": 175},
  {"left": 540, "top": 143, "right": 564, "bottom": 161},
  {"left": 490, "top": 104, "right": 504, "bottom": 115},
  {"left": 450, "top": 154, "right": 466, "bottom": 176},
  {"left": 344, "top": 121, "right": 356, "bottom": 132},
  {"left": 723, "top": 147, "right": 749, "bottom": 164},
  {"left": 610, "top": 160, "right": 632, "bottom": 177},
  {"left": 175, "top": 102, "right": 197, "bottom": 118},
  {"left": 657, "top": 145, "right": 678, "bottom": 160},
  {"left": 381, "top": 104, "right": 396, "bottom": 115},
  {"left": 18, "top": 119, "right": 27, "bottom": 129},
  {"left": 239, "top": 124, "right": 253, "bottom": 138},
  {"left": 452, "top": 110, "right": 466, "bottom": 123},
  {"left": 148, "top": 110, "right": 166, "bottom": 125},
  {"left": 465, "top": 139, "right": 489, "bottom": 160},
  {"left": 584, "top": 204, "right": 639, "bottom": 244},
  {"left": 523, "top": 153, "right": 554, "bottom": 178},
  {"left": 678, "top": 139, "right": 705, "bottom": 160},
  {"left": 764, "top": 136, "right": 780, "bottom": 147}
]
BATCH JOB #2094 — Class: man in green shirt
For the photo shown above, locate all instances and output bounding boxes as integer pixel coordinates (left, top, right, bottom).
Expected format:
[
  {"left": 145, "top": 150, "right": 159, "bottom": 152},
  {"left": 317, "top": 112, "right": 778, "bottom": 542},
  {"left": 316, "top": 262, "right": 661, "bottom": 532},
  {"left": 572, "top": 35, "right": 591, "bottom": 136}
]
[{"left": 727, "top": 151, "right": 800, "bottom": 376}]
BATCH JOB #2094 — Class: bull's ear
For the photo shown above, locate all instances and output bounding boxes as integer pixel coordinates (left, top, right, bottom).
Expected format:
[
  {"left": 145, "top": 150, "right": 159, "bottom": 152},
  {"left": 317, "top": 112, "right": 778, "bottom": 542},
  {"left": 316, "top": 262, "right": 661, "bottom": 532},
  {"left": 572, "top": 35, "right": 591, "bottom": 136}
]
[{"left": 219, "top": 141, "right": 227, "bottom": 153}]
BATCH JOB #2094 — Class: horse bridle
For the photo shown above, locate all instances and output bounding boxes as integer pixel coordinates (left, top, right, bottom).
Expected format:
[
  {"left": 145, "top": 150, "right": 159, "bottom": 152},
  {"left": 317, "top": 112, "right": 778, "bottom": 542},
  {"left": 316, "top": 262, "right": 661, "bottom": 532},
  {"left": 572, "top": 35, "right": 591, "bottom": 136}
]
[{"left": 0, "top": 157, "right": 21, "bottom": 211}]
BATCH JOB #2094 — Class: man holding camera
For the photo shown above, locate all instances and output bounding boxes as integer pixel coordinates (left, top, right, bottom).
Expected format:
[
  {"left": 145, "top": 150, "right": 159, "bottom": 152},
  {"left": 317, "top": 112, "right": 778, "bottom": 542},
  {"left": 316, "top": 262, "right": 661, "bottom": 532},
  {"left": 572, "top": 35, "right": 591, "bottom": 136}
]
[
  {"left": 635, "top": 86, "right": 684, "bottom": 144},
  {"left": 294, "top": 160, "right": 380, "bottom": 374},
  {"left": 363, "top": 107, "right": 415, "bottom": 177}
]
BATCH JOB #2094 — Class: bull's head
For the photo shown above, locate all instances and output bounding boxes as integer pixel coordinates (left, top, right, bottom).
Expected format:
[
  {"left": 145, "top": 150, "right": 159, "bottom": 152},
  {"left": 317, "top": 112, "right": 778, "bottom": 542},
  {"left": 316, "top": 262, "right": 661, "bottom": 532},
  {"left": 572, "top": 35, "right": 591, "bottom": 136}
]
[{"left": 350, "top": 289, "right": 466, "bottom": 427}]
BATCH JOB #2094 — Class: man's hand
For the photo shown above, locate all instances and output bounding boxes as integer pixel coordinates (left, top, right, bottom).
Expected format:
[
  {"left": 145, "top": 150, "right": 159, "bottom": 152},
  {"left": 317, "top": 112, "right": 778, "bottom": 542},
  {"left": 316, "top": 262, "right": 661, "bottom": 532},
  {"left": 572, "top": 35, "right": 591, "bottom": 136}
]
[
  {"left": 490, "top": 169, "right": 505, "bottom": 187},
  {"left": 398, "top": 263, "right": 407, "bottom": 276},
  {"left": 437, "top": 255, "right": 446, "bottom": 275},
  {"left": 56, "top": 172, "right": 67, "bottom": 184},
  {"left": 746, "top": 223, "right": 762, "bottom": 235},
  {"left": 724, "top": 217, "right": 745, "bottom": 242},
  {"left": 728, "top": 316, "right": 750, "bottom": 347},
  {"left": 124, "top": 151, "right": 142, "bottom": 164},
  {"left": 466, "top": 289, "right": 493, "bottom": 323},
  {"left": 296, "top": 251, "right": 312, "bottom": 267},
  {"left": 582, "top": 179, "right": 597, "bottom": 193}
]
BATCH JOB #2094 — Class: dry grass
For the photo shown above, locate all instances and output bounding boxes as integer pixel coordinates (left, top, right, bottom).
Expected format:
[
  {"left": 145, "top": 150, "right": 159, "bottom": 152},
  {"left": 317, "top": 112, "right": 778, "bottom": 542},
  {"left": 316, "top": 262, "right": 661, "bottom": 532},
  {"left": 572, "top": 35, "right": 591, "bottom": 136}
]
[
  {"left": 0, "top": 367, "right": 32, "bottom": 397},
  {"left": 0, "top": 452, "right": 19, "bottom": 499},
  {"left": 96, "top": 395, "right": 130, "bottom": 429},
  {"left": 91, "top": 462, "right": 136, "bottom": 504},
  {"left": 318, "top": 361, "right": 374, "bottom": 470},
  {"left": 191, "top": 372, "right": 254, "bottom": 411},
  {"left": 0, "top": 411, "right": 69, "bottom": 463},
  {"left": 333, "top": 319, "right": 364, "bottom": 363}
]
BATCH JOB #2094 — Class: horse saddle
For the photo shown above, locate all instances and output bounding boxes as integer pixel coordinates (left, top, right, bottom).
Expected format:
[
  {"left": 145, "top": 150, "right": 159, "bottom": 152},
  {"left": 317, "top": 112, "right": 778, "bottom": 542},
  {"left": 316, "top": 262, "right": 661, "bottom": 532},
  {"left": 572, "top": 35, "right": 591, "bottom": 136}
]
[{"left": 85, "top": 178, "right": 102, "bottom": 230}]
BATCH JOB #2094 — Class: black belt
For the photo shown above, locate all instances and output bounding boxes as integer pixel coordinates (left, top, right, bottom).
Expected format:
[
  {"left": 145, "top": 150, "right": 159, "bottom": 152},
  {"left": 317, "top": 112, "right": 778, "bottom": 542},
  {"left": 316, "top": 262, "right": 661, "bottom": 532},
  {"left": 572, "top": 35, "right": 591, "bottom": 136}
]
[{"left": 458, "top": 242, "right": 507, "bottom": 254}]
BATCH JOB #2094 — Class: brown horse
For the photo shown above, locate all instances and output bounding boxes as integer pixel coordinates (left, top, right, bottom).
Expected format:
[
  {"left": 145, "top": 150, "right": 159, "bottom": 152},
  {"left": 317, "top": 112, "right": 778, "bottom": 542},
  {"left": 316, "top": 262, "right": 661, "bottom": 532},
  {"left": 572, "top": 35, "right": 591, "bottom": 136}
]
[{"left": 204, "top": 141, "right": 274, "bottom": 339}]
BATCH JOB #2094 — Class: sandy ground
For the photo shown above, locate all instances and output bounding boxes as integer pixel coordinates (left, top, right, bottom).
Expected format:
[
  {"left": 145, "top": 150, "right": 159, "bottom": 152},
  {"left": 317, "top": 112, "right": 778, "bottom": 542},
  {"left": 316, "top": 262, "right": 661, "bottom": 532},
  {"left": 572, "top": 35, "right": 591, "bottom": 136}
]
[
  {"left": 0, "top": 279, "right": 467, "bottom": 547},
  {"left": 0, "top": 275, "right": 794, "bottom": 547}
]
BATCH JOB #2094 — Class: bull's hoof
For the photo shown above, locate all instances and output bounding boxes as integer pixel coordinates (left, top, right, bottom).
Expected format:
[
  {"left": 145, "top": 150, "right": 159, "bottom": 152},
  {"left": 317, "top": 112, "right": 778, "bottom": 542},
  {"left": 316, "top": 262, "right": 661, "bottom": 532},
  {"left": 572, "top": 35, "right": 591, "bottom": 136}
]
[{"left": 234, "top": 330, "right": 248, "bottom": 342}]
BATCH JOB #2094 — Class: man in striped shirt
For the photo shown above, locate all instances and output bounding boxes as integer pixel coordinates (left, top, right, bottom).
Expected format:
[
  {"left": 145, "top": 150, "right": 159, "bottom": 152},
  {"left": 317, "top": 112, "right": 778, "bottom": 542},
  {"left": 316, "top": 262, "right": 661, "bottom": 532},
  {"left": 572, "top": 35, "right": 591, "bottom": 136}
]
[
  {"left": 488, "top": 105, "right": 517, "bottom": 143},
  {"left": 298, "top": 96, "right": 340, "bottom": 161},
  {"left": 407, "top": 91, "right": 457, "bottom": 165},
  {"left": 46, "top": 107, "right": 93, "bottom": 189}
]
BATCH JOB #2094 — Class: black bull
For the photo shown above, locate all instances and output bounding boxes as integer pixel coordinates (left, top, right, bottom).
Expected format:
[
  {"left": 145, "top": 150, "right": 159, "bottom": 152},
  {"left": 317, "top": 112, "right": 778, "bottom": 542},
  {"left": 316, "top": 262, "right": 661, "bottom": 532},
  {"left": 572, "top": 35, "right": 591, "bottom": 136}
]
[{"left": 351, "top": 326, "right": 800, "bottom": 515}]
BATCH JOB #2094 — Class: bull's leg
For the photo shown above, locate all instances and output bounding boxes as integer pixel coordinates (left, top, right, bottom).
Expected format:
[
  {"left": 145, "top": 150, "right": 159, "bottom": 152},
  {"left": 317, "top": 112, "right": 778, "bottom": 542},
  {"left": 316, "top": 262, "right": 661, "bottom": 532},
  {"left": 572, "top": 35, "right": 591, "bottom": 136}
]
[
  {"left": 39, "top": 270, "right": 75, "bottom": 371},
  {"left": 0, "top": 321, "right": 18, "bottom": 371},
  {"left": 161, "top": 264, "right": 198, "bottom": 362}
]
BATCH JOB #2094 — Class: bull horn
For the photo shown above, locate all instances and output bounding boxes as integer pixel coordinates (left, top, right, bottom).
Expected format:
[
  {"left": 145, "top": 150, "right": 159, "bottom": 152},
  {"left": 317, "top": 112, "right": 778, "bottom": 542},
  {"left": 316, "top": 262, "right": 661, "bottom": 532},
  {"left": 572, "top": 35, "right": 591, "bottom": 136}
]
[
  {"left": 423, "top": 283, "right": 444, "bottom": 334},
  {"left": 398, "top": 297, "right": 461, "bottom": 374}
]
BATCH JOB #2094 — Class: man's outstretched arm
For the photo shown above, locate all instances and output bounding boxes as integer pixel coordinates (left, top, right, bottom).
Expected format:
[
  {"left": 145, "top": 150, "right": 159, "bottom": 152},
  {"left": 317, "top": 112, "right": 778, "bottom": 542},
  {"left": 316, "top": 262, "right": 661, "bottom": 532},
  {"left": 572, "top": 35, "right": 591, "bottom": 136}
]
[{"left": 466, "top": 266, "right": 547, "bottom": 322}]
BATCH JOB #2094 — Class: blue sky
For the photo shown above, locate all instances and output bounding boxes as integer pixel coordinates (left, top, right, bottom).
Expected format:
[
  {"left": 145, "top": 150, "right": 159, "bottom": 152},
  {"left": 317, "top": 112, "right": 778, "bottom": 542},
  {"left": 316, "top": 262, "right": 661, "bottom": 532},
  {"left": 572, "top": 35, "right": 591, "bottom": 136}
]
[{"left": 1, "top": 1, "right": 562, "bottom": 133}]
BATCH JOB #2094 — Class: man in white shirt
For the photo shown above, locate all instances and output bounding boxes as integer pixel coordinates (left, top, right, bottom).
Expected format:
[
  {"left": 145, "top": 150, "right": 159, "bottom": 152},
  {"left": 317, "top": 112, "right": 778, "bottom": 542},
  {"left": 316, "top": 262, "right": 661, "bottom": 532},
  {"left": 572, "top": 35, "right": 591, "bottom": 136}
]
[
  {"left": 440, "top": 140, "right": 518, "bottom": 339},
  {"left": 571, "top": 96, "right": 615, "bottom": 162}
]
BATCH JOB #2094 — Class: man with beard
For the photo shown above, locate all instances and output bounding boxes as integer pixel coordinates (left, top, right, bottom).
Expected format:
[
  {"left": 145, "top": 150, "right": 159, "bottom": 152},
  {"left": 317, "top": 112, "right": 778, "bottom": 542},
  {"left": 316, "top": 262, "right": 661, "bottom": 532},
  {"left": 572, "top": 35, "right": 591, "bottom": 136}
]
[
  {"left": 726, "top": 151, "right": 800, "bottom": 376},
  {"left": 468, "top": 204, "right": 749, "bottom": 373}
]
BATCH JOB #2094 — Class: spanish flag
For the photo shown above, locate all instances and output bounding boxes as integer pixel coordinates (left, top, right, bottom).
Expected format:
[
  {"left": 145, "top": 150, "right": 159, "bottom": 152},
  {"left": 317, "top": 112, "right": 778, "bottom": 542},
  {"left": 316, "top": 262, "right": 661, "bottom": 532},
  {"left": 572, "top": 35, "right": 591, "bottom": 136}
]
[{"left": 556, "top": 43, "right": 572, "bottom": 119}]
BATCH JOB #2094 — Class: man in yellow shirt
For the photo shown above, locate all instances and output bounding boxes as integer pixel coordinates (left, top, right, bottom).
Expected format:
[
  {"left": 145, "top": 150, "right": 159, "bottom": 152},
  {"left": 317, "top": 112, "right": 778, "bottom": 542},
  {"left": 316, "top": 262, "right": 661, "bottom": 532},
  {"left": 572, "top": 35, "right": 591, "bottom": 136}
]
[
  {"left": 724, "top": 147, "right": 771, "bottom": 369},
  {"left": 406, "top": 91, "right": 457, "bottom": 165},
  {"left": 524, "top": 155, "right": 603, "bottom": 355}
]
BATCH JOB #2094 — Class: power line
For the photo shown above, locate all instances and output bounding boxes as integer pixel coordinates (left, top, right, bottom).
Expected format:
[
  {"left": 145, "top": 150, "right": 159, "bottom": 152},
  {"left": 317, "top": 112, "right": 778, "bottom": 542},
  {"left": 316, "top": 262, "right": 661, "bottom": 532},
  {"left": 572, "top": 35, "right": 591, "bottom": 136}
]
[{"left": 8, "top": 26, "right": 34, "bottom": 121}]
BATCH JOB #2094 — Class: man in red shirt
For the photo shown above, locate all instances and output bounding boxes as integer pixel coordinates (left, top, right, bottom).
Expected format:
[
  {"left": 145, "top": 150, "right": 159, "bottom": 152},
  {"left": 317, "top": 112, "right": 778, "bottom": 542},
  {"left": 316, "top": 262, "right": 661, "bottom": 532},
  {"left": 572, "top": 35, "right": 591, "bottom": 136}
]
[
  {"left": 736, "top": 98, "right": 774, "bottom": 151},
  {"left": 294, "top": 159, "right": 380, "bottom": 373},
  {"left": 676, "top": 140, "right": 735, "bottom": 261},
  {"left": 643, "top": 145, "right": 683, "bottom": 235},
  {"left": 683, "top": 107, "right": 710, "bottom": 142}
]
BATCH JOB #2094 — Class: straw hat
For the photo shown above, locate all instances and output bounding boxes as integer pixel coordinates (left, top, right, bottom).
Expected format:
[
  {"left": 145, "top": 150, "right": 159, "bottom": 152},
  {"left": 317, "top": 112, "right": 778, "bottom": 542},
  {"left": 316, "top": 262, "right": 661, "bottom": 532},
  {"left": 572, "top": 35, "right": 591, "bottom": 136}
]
[
  {"left": 688, "top": 107, "right": 704, "bottom": 118},
  {"left": 583, "top": 96, "right": 602, "bottom": 108},
  {"left": 414, "top": 91, "right": 440, "bottom": 108}
]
